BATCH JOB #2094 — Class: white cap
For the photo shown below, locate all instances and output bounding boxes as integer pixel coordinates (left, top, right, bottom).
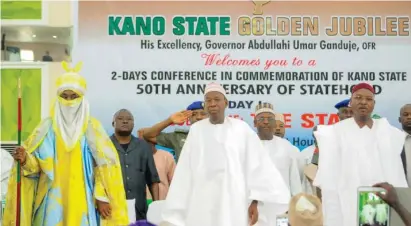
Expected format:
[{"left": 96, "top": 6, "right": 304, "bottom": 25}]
[
  {"left": 255, "top": 102, "right": 275, "bottom": 116},
  {"left": 275, "top": 113, "right": 285, "bottom": 123},
  {"left": 204, "top": 82, "right": 226, "bottom": 97}
]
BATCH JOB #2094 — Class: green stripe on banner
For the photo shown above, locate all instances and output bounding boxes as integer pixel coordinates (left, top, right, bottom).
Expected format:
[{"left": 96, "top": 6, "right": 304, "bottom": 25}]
[
  {"left": 1, "top": 69, "right": 42, "bottom": 142},
  {"left": 147, "top": 199, "right": 153, "bottom": 206}
]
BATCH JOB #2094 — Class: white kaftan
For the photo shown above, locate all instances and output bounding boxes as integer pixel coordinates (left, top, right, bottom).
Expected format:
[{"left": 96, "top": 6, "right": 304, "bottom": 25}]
[
  {"left": 255, "top": 137, "right": 302, "bottom": 226},
  {"left": 262, "top": 137, "right": 302, "bottom": 196},
  {"left": 314, "top": 118, "right": 408, "bottom": 226},
  {"left": 299, "top": 145, "right": 316, "bottom": 194},
  {"left": 162, "top": 117, "right": 290, "bottom": 226}
]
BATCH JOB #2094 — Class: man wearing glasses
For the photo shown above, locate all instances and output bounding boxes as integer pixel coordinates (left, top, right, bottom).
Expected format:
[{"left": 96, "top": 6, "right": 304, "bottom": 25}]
[
  {"left": 254, "top": 102, "right": 302, "bottom": 196},
  {"left": 253, "top": 102, "right": 302, "bottom": 226}
]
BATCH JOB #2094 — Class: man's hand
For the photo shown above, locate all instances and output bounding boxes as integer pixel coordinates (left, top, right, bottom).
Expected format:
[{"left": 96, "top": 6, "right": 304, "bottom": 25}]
[
  {"left": 137, "top": 128, "right": 147, "bottom": 138},
  {"left": 248, "top": 200, "right": 259, "bottom": 225},
  {"left": 12, "top": 146, "right": 27, "bottom": 164},
  {"left": 373, "top": 182, "right": 399, "bottom": 208},
  {"left": 169, "top": 110, "right": 192, "bottom": 124},
  {"left": 96, "top": 200, "right": 112, "bottom": 219}
]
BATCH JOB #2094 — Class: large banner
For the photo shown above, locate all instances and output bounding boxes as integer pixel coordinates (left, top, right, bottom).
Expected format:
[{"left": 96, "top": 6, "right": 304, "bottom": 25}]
[{"left": 75, "top": 1, "right": 411, "bottom": 150}]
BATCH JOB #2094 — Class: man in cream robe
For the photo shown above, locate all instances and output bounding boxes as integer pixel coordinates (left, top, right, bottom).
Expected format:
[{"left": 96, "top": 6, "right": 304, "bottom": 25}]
[
  {"left": 253, "top": 103, "right": 301, "bottom": 226},
  {"left": 314, "top": 83, "right": 408, "bottom": 226},
  {"left": 254, "top": 103, "right": 301, "bottom": 196},
  {"left": 162, "top": 82, "right": 290, "bottom": 226}
]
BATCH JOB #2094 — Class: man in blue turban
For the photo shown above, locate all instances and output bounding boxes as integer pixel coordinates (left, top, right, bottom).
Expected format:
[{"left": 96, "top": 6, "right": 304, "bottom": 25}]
[{"left": 334, "top": 98, "right": 353, "bottom": 121}]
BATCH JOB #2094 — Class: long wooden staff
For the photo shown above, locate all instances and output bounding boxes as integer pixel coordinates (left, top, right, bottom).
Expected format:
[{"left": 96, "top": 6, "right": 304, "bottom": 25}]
[{"left": 16, "top": 77, "right": 22, "bottom": 226}]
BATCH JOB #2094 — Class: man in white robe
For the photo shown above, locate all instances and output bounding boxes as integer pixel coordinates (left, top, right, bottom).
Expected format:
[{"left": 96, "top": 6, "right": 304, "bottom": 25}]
[
  {"left": 253, "top": 102, "right": 301, "bottom": 226},
  {"left": 314, "top": 83, "right": 408, "bottom": 226},
  {"left": 161, "top": 82, "right": 290, "bottom": 226},
  {"left": 254, "top": 102, "right": 302, "bottom": 196}
]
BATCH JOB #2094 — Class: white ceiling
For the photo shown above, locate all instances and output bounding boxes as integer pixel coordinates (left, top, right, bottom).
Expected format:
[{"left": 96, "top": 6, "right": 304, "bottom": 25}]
[{"left": 1, "top": 26, "right": 71, "bottom": 44}]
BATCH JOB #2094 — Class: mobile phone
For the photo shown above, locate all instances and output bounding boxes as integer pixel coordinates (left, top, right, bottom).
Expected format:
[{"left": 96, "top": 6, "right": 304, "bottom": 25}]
[
  {"left": 358, "top": 187, "right": 390, "bottom": 226},
  {"left": 276, "top": 215, "right": 289, "bottom": 226}
]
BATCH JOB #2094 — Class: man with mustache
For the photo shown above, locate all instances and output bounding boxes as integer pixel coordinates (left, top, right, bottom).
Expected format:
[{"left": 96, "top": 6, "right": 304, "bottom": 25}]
[
  {"left": 162, "top": 82, "right": 290, "bottom": 226},
  {"left": 253, "top": 102, "right": 301, "bottom": 226},
  {"left": 399, "top": 104, "right": 411, "bottom": 186},
  {"left": 111, "top": 109, "right": 160, "bottom": 221},
  {"left": 313, "top": 82, "right": 408, "bottom": 226},
  {"left": 5, "top": 62, "right": 128, "bottom": 225}
]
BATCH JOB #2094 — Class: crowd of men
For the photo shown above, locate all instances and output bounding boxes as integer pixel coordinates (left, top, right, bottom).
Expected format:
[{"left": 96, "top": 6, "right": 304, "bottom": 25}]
[{"left": 1, "top": 64, "right": 411, "bottom": 226}]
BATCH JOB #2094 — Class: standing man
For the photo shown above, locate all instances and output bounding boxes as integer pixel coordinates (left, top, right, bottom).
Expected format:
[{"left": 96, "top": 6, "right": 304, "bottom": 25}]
[
  {"left": 5, "top": 62, "right": 128, "bottom": 225},
  {"left": 399, "top": 103, "right": 411, "bottom": 186},
  {"left": 111, "top": 109, "right": 160, "bottom": 221},
  {"left": 253, "top": 103, "right": 301, "bottom": 226},
  {"left": 335, "top": 98, "right": 353, "bottom": 121},
  {"left": 314, "top": 83, "right": 408, "bottom": 226},
  {"left": 42, "top": 51, "right": 53, "bottom": 62},
  {"left": 162, "top": 82, "right": 290, "bottom": 226},
  {"left": 273, "top": 113, "right": 286, "bottom": 138},
  {"left": 254, "top": 102, "right": 302, "bottom": 196},
  {"left": 140, "top": 101, "right": 207, "bottom": 161}
]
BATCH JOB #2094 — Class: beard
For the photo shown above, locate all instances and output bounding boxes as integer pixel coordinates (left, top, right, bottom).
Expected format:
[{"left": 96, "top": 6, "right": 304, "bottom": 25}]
[{"left": 117, "top": 130, "right": 132, "bottom": 137}]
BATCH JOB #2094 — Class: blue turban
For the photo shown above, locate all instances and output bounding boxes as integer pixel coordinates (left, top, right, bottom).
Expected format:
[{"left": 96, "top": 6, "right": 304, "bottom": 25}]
[{"left": 186, "top": 101, "right": 204, "bottom": 110}]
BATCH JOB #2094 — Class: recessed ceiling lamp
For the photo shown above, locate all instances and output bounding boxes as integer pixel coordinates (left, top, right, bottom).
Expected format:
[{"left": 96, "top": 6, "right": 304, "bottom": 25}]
[
  {"left": 52, "top": 35, "right": 57, "bottom": 38},
  {"left": 32, "top": 34, "right": 36, "bottom": 38}
]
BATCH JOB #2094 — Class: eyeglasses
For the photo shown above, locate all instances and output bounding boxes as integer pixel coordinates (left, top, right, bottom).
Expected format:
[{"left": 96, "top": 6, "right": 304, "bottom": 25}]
[{"left": 257, "top": 117, "right": 275, "bottom": 123}]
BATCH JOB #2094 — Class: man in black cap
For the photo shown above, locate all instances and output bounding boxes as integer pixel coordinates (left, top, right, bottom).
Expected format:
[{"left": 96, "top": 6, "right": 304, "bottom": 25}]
[{"left": 139, "top": 101, "right": 208, "bottom": 161}]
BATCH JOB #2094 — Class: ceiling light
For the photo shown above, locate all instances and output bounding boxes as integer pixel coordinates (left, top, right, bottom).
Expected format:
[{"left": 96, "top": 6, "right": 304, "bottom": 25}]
[
  {"left": 32, "top": 34, "right": 36, "bottom": 38},
  {"left": 52, "top": 36, "right": 57, "bottom": 38}
]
